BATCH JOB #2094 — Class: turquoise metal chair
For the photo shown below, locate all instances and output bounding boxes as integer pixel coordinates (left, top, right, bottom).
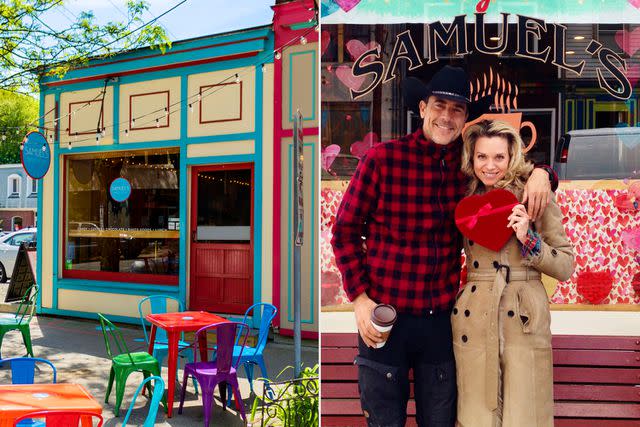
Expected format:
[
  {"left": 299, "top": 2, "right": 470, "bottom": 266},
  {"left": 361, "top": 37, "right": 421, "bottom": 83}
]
[
  {"left": 0, "top": 285, "right": 38, "bottom": 359},
  {"left": 233, "top": 303, "right": 278, "bottom": 393},
  {"left": 138, "top": 295, "right": 198, "bottom": 394},
  {"left": 122, "top": 375, "right": 165, "bottom": 427},
  {"left": 1, "top": 357, "right": 56, "bottom": 384}
]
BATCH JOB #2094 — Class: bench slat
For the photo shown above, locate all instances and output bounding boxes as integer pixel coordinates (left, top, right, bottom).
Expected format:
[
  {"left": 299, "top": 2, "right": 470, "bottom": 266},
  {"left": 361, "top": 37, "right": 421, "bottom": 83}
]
[
  {"left": 554, "top": 402, "right": 640, "bottom": 418},
  {"left": 322, "top": 333, "right": 359, "bottom": 347},
  {"left": 553, "top": 335, "right": 640, "bottom": 351},
  {"left": 554, "top": 419, "right": 640, "bottom": 427},
  {"left": 554, "top": 349, "right": 640, "bottom": 367},
  {"left": 322, "top": 347, "right": 357, "bottom": 364},
  {"left": 554, "top": 366, "right": 640, "bottom": 384},
  {"left": 321, "top": 399, "right": 417, "bottom": 415},
  {"left": 554, "top": 384, "right": 640, "bottom": 402}
]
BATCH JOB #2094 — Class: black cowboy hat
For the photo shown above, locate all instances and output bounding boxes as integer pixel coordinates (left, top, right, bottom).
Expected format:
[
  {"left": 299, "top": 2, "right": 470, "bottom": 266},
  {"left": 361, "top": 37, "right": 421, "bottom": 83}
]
[{"left": 403, "top": 65, "right": 492, "bottom": 122}]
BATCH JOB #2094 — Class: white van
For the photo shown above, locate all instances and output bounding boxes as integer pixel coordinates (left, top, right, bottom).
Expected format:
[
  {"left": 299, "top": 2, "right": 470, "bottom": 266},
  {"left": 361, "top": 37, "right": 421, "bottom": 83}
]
[{"left": 553, "top": 127, "right": 640, "bottom": 180}]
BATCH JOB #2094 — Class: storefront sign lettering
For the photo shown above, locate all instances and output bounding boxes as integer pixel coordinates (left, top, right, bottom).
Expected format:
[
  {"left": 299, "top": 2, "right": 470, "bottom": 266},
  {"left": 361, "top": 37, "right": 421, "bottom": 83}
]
[
  {"left": 21, "top": 131, "right": 50, "bottom": 179},
  {"left": 350, "top": 13, "right": 632, "bottom": 101}
]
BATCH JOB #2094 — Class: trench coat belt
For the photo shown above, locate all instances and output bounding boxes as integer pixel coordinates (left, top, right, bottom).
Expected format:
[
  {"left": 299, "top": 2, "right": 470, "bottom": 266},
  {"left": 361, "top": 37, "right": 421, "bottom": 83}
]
[{"left": 466, "top": 267, "right": 541, "bottom": 411}]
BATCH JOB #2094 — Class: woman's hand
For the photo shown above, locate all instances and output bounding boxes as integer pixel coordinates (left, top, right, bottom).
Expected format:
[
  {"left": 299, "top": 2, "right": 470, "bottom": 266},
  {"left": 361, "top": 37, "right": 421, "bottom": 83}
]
[{"left": 507, "top": 204, "right": 531, "bottom": 243}]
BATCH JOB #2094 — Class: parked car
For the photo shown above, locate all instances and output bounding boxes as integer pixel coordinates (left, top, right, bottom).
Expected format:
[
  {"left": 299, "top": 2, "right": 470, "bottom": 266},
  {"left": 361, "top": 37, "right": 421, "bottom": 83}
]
[
  {"left": 0, "top": 228, "right": 36, "bottom": 282},
  {"left": 554, "top": 126, "right": 640, "bottom": 180}
]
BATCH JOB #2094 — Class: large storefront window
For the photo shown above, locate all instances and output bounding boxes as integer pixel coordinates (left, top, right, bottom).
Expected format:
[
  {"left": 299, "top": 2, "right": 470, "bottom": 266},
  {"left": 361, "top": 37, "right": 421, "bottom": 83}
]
[
  {"left": 64, "top": 148, "right": 179, "bottom": 284},
  {"left": 321, "top": 15, "right": 640, "bottom": 309}
]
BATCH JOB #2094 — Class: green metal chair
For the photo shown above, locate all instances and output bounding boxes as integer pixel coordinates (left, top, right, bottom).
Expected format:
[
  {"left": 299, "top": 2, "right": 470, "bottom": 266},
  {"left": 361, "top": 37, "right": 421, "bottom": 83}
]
[
  {"left": 0, "top": 285, "right": 38, "bottom": 359},
  {"left": 97, "top": 313, "right": 165, "bottom": 416}
]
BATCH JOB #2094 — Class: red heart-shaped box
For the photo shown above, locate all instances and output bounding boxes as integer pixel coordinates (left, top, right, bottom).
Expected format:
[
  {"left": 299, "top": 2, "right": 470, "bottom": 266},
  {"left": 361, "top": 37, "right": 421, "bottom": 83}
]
[{"left": 455, "top": 189, "right": 518, "bottom": 252}]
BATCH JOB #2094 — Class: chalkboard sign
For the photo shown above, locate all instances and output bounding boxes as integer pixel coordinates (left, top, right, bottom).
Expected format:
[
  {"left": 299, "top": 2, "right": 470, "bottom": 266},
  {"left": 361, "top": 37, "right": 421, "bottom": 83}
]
[{"left": 5, "top": 243, "right": 37, "bottom": 303}]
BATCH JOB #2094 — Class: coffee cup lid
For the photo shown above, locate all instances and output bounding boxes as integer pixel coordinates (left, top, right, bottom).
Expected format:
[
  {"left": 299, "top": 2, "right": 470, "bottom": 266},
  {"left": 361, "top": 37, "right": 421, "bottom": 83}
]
[{"left": 371, "top": 304, "right": 397, "bottom": 327}]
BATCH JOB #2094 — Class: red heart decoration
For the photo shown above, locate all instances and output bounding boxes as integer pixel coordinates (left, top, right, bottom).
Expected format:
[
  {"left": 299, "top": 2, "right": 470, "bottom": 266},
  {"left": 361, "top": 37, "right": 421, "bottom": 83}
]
[
  {"left": 345, "top": 39, "right": 380, "bottom": 63},
  {"left": 630, "top": 0, "right": 640, "bottom": 10},
  {"left": 632, "top": 272, "right": 640, "bottom": 295},
  {"left": 350, "top": 132, "right": 378, "bottom": 158},
  {"left": 321, "top": 31, "right": 331, "bottom": 58},
  {"left": 577, "top": 270, "right": 613, "bottom": 304},
  {"left": 455, "top": 189, "right": 518, "bottom": 252},
  {"left": 335, "top": 65, "right": 365, "bottom": 91}
]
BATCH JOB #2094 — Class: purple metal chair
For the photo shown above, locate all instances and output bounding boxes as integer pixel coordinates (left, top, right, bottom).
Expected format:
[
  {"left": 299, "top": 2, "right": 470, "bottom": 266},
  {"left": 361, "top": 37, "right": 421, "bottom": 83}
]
[{"left": 178, "top": 321, "right": 249, "bottom": 426}]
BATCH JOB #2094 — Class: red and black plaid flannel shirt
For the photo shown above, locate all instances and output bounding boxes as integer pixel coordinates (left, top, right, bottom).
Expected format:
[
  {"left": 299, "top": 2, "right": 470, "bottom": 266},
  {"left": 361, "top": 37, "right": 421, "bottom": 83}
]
[{"left": 332, "top": 128, "right": 467, "bottom": 316}]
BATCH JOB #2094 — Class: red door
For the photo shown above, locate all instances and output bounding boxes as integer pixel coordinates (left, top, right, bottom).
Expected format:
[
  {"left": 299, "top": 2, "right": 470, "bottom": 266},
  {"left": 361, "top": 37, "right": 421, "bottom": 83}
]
[{"left": 189, "top": 164, "right": 253, "bottom": 314}]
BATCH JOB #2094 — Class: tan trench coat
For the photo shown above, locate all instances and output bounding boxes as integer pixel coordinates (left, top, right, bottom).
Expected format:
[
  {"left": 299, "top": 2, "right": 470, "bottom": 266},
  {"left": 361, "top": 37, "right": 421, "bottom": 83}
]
[{"left": 452, "top": 194, "right": 574, "bottom": 427}]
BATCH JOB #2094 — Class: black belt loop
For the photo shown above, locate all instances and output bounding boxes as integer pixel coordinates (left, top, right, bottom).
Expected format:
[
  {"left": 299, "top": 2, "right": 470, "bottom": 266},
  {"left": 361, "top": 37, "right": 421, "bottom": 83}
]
[{"left": 493, "top": 261, "right": 511, "bottom": 283}]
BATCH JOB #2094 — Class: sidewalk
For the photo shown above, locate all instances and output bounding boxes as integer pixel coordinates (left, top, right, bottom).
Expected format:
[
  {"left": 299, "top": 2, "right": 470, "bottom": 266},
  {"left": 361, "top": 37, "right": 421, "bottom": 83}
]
[{"left": 0, "top": 292, "right": 318, "bottom": 426}]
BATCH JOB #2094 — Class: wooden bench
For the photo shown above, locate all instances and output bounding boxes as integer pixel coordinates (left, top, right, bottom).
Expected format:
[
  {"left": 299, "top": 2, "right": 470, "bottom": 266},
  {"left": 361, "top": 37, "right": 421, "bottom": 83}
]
[{"left": 321, "top": 333, "right": 640, "bottom": 426}]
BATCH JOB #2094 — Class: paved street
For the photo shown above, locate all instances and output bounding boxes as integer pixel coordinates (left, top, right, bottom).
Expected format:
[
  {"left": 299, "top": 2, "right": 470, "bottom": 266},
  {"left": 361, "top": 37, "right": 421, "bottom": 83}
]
[{"left": 0, "top": 286, "right": 318, "bottom": 426}]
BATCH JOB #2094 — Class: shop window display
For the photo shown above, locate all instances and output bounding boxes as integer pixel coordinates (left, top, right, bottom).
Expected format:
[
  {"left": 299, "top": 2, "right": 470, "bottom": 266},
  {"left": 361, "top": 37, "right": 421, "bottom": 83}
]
[{"left": 64, "top": 148, "right": 179, "bottom": 284}]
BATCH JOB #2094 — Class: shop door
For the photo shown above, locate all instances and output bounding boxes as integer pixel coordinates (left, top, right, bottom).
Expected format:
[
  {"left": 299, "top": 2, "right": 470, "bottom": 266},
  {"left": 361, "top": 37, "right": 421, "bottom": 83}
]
[{"left": 190, "top": 164, "right": 253, "bottom": 314}]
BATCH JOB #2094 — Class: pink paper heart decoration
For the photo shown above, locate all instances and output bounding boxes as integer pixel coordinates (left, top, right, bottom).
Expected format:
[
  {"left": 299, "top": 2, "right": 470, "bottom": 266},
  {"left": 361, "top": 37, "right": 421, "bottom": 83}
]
[
  {"left": 628, "top": 0, "right": 640, "bottom": 9},
  {"left": 615, "top": 28, "right": 640, "bottom": 57},
  {"left": 334, "top": 0, "right": 361, "bottom": 12},
  {"left": 621, "top": 227, "right": 640, "bottom": 251},
  {"left": 346, "top": 40, "right": 380, "bottom": 63},
  {"left": 321, "top": 31, "right": 331, "bottom": 58},
  {"left": 336, "top": 65, "right": 365, "bottom": 91},
  {"left": 322, "top": 144, "right": 341, "bottom": 171},
  {"left": 350, "top": 132, "right": 379, "bottom": 158}
]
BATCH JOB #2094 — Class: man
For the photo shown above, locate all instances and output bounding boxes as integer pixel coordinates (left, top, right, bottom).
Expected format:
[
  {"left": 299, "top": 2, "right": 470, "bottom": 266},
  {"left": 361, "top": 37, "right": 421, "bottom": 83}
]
[{"left": 331, "top": 65, "right": 556, "bottom": 427}]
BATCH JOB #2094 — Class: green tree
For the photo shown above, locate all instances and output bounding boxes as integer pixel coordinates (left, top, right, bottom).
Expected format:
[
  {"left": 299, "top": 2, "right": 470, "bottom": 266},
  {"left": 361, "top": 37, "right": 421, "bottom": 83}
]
[
  {"left": 0, "top": 0, "right": 172, "bottom": 93},
  {"left": 0, "top": 90, "right": 38, "bottom": 163}
]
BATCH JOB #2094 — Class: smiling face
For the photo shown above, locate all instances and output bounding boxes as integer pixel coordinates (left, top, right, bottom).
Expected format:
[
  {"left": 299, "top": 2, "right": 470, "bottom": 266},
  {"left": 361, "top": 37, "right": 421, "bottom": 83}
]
[
  {"left": 473, "top": 135, "right": 510, "bottom": 189},
  {"left": 420, "top": 95, "right": 468, "bottom": 146}
]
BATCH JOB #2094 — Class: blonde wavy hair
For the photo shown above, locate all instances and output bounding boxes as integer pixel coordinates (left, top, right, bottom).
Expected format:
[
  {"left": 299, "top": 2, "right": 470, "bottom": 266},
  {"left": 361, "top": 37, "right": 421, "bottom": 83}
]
[{"left": 461, "top": 119, "right": 534, "bottom": 196}]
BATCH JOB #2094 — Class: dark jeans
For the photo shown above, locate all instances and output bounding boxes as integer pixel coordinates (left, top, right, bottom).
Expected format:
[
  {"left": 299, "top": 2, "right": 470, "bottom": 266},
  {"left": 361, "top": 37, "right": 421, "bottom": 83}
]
[{"left": 355, "top": 311, "right": 457, "bottom": 427}]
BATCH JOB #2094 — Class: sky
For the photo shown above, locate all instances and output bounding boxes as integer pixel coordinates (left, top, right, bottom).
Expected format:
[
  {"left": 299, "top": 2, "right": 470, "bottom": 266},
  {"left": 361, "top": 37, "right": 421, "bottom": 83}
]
[{"left": 42, "top": 0, "right": 276, "bottom": 43}]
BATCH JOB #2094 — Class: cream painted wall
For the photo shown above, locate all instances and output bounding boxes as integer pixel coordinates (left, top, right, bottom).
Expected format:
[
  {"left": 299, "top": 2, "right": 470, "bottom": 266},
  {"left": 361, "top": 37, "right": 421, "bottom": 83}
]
[
  {"left": 261, "top": 63, "right": 274, "bottom": 306},
  {"left": 40, "top": 94, "right": 56, "bottom": 309},
  {"left": 59, "top": 87, "right": 114, "bottom": 148},
  {"left": 186, "top": 140, "right": 254, "bottom": 158},
  {"left": 281, "top": 42, "right": 318, "bottom": 130},
  {"left": 187, "top": 67, "right": 255, "bottom": 137},
  {"left": 320, "top": 311, "right": 640, "bottom": 335},
  {"left": 119, "top": 77, "right": 181, "bottom": 143},
  {"left": 58, "top": 289, "right": 148, "bottom": 317},
  {"left": 279, "top": 136, "right": 318, "bottom": 332}
]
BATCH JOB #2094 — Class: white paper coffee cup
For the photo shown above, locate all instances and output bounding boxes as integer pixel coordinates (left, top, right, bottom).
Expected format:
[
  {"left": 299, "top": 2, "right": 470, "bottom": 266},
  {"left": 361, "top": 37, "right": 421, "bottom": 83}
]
[{"left": 371, "top": 322, "right": 393, "bottom": 348}]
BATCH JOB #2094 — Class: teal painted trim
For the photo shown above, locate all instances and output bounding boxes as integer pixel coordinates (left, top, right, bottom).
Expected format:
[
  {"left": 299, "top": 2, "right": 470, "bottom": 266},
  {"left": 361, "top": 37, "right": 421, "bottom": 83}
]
[
  {"left": 286, "top": 141, "right": 316, "bottom": 325},
  {"left": 42, "top": 38, "right": 269, "bottom": 85},
  {"left": 52, "top": 92, "right": 61, "bottom": 310},
  {"left": 186, "top": 154, "right": 254, "bottom": 166},
  {"left": 115, "top": 55, "right": 262, "bottom": 86},
  {"left": 187, "top": 132, "right": 257, "bottom": 144},
  {"left": 42, "top": 27, "right": 271, "bottom": 81},
  {"left": 179, "top": 74, "right": 188, "bottom": 306},
  {"left": 290, "top": 22, "right": 316, "bottom": 30},
  {"left": 36, "top": 92, "right": 45, "bottom": 313},
  {"left": 112, "top": 80, "right": 120, "bottom": 145},
  {"left": 39, "top": 306, "right": 140, "bottom": 325},
  {"left": 287, "top": 50, "right": 317, "bottom": 123},
  {"left": 56, "top": 279, "right": 179, "bottom": 295},
  {"left": 252, "top": 63, "right": 264, "bottom": 330},
  {"left": 60, "top": 139, "right": 181, "bottom": 154}
]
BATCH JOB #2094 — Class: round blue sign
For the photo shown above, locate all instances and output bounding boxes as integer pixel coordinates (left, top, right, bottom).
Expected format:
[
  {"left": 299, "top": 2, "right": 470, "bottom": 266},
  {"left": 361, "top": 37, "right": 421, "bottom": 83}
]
[
  {"left": 110, "top": 177, "right": 131, "bottom": 202},
  {"left": 21, "top": 132, "right": 51, "bottom": 179}
]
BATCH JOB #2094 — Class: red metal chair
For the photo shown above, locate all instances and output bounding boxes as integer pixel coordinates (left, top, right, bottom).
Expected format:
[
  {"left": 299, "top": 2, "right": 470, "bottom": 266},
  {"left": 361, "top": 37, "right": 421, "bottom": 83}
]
[{"left": 14, "top": 410, "right": 103, "bottom": 427}]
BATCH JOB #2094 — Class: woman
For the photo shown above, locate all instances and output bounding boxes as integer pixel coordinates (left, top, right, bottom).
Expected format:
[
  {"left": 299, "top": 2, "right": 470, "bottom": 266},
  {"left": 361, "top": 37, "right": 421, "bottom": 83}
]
[{"left": 452, "top": 120, "right": 574, "bottom": 427}]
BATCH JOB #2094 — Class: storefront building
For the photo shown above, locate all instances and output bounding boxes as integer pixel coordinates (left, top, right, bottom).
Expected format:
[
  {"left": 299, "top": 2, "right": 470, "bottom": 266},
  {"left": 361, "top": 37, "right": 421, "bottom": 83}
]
[
  {"left": 321, "top": 1, "right": 640, "bottom": 334},
  {"left": 36, "top": 0, "right": 318, "bottom": 335}
]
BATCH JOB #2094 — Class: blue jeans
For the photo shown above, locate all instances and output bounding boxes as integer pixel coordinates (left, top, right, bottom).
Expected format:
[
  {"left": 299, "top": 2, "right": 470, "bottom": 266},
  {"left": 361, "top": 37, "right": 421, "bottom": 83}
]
[{"left": 356, "top": 311, "right": 457, "bottom": 427}]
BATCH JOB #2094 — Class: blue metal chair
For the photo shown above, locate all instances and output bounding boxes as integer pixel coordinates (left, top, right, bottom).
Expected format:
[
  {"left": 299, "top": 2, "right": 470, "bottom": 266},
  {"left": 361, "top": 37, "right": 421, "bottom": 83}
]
[
  {"left": 233, "top": 303, "right": 277, "bottom": 393},
  {"left": 138, "top": 295, "right": 198, "bottom": 394},
  {"left": 1, "top": 357, "right": 56, "bottom": 384},
  {"left": 122, "top": 375, "right": 165, "bottom": 427}
]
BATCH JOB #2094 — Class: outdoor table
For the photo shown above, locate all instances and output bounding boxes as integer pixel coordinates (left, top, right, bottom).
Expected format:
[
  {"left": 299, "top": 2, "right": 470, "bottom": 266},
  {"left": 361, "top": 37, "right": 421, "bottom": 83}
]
[
  {"left": 146, "top": 310, "right": 227, "bottom": 417},
  {"left": 0, "top": 383, "right": 102, "bottom": 427}
]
